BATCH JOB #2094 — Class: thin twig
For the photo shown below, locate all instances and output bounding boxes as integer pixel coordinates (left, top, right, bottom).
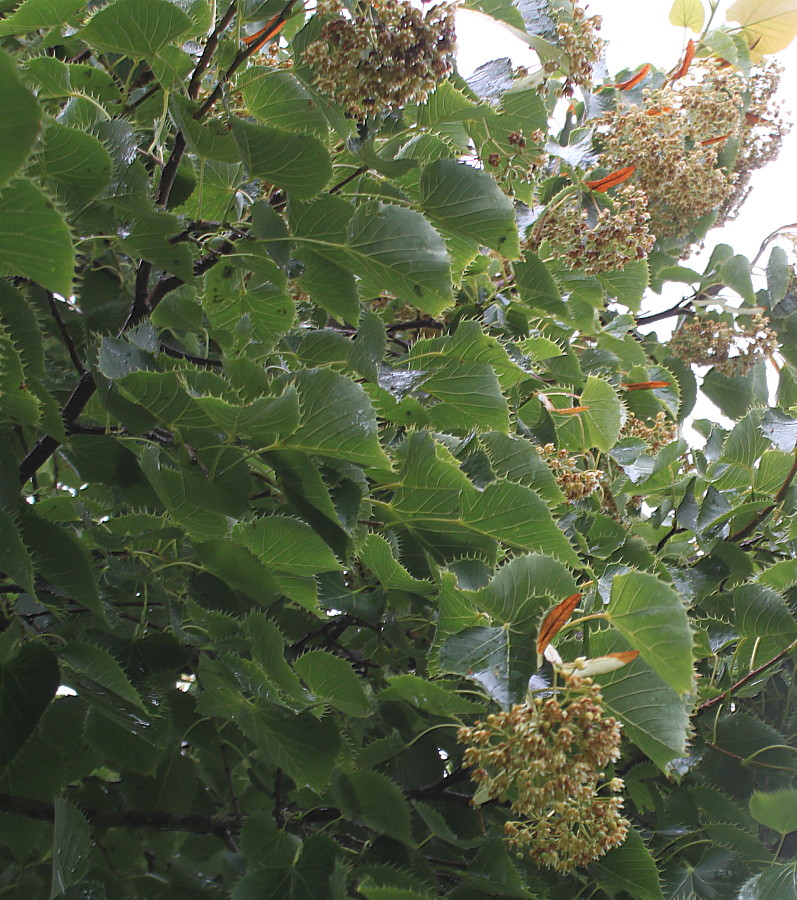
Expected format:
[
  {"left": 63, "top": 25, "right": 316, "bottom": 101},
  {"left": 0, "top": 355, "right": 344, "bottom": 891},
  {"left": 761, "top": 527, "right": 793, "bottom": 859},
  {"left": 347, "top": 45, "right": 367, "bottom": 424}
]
[
  {"left": 47, "top": 292, "right": 86, "bottom": 375},
  {"left": 729, "top": 453, "right": 797, "bottom": 542},
  {"left": 697, "top": 638, "right": 797, "bottom": 713},
  {"left": 329, "top": 166, "right": 368, "bottom": 194}
]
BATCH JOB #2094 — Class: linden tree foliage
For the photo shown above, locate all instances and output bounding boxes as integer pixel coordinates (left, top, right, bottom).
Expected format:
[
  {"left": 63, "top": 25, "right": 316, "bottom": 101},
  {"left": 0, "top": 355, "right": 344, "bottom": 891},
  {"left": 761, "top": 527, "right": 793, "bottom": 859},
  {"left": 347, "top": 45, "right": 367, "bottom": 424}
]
[{"left": 0, "top": 0, "right": 795, "bottom": 896}]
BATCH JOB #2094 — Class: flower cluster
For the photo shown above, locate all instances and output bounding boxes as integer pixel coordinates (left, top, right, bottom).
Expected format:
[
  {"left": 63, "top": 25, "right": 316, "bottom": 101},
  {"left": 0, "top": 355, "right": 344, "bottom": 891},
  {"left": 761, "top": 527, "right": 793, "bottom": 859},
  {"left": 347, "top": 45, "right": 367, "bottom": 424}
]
[
  {"left": 457, "top": 675, "right": 628, "bottom": 872},
  {"left": 541, "top": 1, "right": 604, "bottom": 97},
  {"left": 599, "top": 62, "right": 790, "bottom": 242},
  {"left": 598, "top": 73, "right": 738, "bottom": 242},
  {"left": 718, "top": 61, "right": 791, "bottom": 223},
  {"left": 538, "top": 443, "right": 603, "bottom": 500},
  {"left": 622, "top": 411, "right": 678, "bottom": 453},
  {"left": 528, "top": 186, "right": 655, "bottom": 275},
  {"left": 668, "top": 314, "right": 779, "bottom": 375},
  {"left": 303, "top": 0, "right": 455, "bottom": 118}
]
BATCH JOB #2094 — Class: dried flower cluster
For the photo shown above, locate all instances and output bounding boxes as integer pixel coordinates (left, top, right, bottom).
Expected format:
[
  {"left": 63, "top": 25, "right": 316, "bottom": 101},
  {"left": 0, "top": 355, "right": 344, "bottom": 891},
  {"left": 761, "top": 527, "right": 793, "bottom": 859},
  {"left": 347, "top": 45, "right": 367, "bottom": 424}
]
[
  {"left": 457, "top": 675, "right": 628, "bottom": 872},
  {"left": 538, "top": 443, "right": 604, "bottom": 500},
  {"left": 668, "top": 314, "right": 778, "bottom": 375},
  {"left": 622, "top": 411, "right": 678, "bottom": 453},
  {"left": 528, "top": 186, "right": 655, "bottom": 275},
  {"left": 541, "top": 1, "right": 604, "bottom": 97},
  {"left": 303, "top": 0, "right": 455, "bottom": 118}
]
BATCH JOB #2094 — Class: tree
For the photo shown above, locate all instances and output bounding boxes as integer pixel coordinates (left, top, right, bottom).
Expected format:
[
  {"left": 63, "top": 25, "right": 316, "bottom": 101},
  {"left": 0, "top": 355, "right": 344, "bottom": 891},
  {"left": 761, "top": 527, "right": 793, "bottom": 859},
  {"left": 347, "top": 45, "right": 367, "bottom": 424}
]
[{"left": 0, "top": 0, "right": 796, "bottom": 895}]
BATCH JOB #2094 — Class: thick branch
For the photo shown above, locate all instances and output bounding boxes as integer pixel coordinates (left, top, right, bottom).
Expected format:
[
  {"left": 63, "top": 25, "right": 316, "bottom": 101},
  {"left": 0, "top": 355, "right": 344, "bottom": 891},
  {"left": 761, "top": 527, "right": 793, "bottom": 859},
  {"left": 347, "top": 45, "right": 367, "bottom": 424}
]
[{"left": 0, "top": 793, "right": 242, "bottom": 836}]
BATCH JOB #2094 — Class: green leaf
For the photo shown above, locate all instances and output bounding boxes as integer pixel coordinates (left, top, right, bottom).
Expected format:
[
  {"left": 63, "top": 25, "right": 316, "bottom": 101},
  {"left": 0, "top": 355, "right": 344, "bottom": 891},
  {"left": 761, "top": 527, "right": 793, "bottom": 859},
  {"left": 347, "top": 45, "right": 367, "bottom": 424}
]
[
  {"left": 0, "top": 49, "right": 40, "bottom": 189},
  {"left": 480, "top": 431, "right": 565, "bottom": 505},
  {"left": 80, "top": 0, "right": 192, "bottom": 58},
  {"left": 119, "top": 212, "right": 195, "bottom": 282},
  {"left": 668, "top": 0, "right": 706, "bottom": 31},
  {"left": 514, "top": 252, "right": 569, "bottom": 319},
  {"left": 117, "top": 372, "right": 213, "bottom": 430},
  {"left": 591, "top": 628, "right": 691, "bottom": 770},
  {"left": 344, "top": 202, "right": 453, "bottom": 316},
  {"left": 280, "top": 369, "right": 391, "bottom": 468},
  {"left": 0, "top": 178, "right": 74, "bottom": 296},
  {"left": 360, "top": 533, "right": 433, "bottom": 595},
  {"left": 18, "top": 510, "right": 104, "bottom": 618},
  {"left": 231, "top": 119, "right": 331, "bottom": 199},
  {"left": 294, "top": 649, "right": 370, "bottom": 717},
  {"left": 590, "top": 828, "right": 665, "bottom": 900},
  {"left": 461, "top": 482, "right": 580, "bottom": 566},
  {"left": 719, "top": 253, "right": 755, "bottom": 302},
  {"left": 239, "top": 69, "right": 328, "bottom": 136},
  {"left": 34, "top": 121, "right": 112, "bottom": 207},
  {"left": 333, "top": 770, "right": 413, "bottom": 843},
  {"left": 139, "top": 447, "right": 230, "bottom": 542},
  {"left": 241, "top": 705, "right": 340, "bottom": 792},
  {"left": 51, "top": 797, "right": 91, "bottom": 899},
  {"left": 767, "top": 245, "right": 791, "bottom": 303},
  {"left": 234, "top": 516, "right": 341, "bottom": 577},
  {"left": 750, "top": 788, "right": 797, "bottom": 834},
  {"left": 605, "top": 572, "right": 695, "bottom": 697},
  {"left": 379, "top": 674, "right": 483, "bottom": 715},
  {"left": 358, "top": 886, "right": 435, "bottom": 900},
  {"left": 597, "top": 259, "right": 650, "bottom": 312},
  {"left": 733, "top": 584, "right": 797, "bottom": 647},
  {"left": 555, "top": 375, "right": 623, "bottom": 452},
  {"left": 437, "top": 625, "right": 536, "bottom": 709},
  {"left": 60, "top": 643, "right": 145, "bottom": 711},
  {"left": 0, "top": 643, "right": 59, "bottom": 772},
  {"left": 0, "top": 508, "right": 34, "bottom": 594},
  {"left": 247, "top": 614, "right": 308, "bottom": 704},
  {"left": 0, "top": 0, "right": 85, "bottom": 34},
  {"left": 740, "top": 864, "right": 797, "bottom": 900},
  {"left": 195, "top": 389, "right": 300, "bottom": 443},
  {"left": 418, "top": 160, "right": 519, "bottom": 257}
]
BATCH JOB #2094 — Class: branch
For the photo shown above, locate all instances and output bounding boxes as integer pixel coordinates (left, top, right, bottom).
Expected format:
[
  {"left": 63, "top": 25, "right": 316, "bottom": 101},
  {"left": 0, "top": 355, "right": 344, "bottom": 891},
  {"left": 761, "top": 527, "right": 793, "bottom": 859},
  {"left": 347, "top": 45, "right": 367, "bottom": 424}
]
[
  {"left": 697, "top": 638, "right": 797, "bottom": 713},
  {"left": 385, "top": 318, "right": 445, "bottom": 333},
  {"left": 46, "top": 292, "right": 86, "bottom": 375},
  {"left": 19, "top": 241, "right": 240, "bottom": 486},
  {"left": 635, "top": 303, "right": 695, "bottom": 326},
  {"left": 188, "top": 1, "right": 237, "bottom": 100},
  {"left": 0, "top": 793, "right": 243, "bottom": 837}
]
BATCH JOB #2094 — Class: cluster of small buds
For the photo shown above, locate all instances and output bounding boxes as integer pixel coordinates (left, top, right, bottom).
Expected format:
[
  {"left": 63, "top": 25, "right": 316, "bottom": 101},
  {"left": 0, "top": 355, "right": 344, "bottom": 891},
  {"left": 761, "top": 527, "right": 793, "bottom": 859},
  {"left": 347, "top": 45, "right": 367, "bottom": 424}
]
[
  {"left": 622, "top": 411, "right": 678, "bottom": 453},
  {"left": 538, "top": 444, "right": 604, "bottom": 500},
  {"left": 457, "top": 675, "right": 629, "bottom": 872},
  {"left": 668, "top": 314, "right": 779, "bottom": 375},
  {"left": 482, "top": 129, "right": 547, "bottom": 193},
  {"left": 302, "top": 0, "right": 455, "bottom": 118},
  {"left": 541, "top": 1, "right": 604, "bottom": 97},
  {"left": 527, "top": 186, "right": 655, "bottom": 275},
  {"left": 718, "top": 61, "right": 791, "bottom": 223}
]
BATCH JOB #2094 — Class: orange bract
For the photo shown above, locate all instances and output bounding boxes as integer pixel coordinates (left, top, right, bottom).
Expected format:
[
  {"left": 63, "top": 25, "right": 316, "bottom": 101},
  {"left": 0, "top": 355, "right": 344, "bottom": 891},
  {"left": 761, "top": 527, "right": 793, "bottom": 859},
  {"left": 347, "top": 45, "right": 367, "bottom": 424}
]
[
  {"left": 243, "top": 14, "right": 287, "bottom": 49},
  {"left": 621, "top": 381, "right": 671, "bottom": 391},
  {"left": 585, "top": 165, "right": 636, "bottom": 192},
  {"left": 613, "top": 64, "right": 651, "bottom": 91},
  {"left": 537, "top": 593, "right": 582, "bottom": 654},
  {"left": 670, "top": 38, "right": 696, "bottom": 82}
]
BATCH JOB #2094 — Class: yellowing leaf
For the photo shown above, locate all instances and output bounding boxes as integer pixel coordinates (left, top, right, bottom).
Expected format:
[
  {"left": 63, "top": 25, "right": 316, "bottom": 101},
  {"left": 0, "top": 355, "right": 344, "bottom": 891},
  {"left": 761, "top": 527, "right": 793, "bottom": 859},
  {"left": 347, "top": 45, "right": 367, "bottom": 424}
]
[
  {"left": 727, "top": 0, "right": 797, "bottom": 59},
  {"left": 669, "top": 0, "right": 706, "bottom": 32}
]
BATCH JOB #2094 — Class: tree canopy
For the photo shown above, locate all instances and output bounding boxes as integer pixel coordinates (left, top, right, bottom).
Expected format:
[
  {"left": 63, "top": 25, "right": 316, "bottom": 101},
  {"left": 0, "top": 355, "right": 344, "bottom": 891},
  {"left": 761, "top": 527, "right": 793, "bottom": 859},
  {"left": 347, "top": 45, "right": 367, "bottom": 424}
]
[{"left": 0, "top": 0, "right": 796, "bottom": 896}]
